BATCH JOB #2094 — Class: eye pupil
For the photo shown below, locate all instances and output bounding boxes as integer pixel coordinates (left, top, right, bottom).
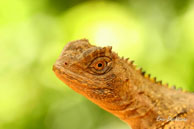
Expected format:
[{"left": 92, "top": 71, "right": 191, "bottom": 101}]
[
  {"left": 89, "top": 57, "right": 112, "bottom": 74},
  {"left": 98, "top": 63, "right": 103, "bottom": 67}
]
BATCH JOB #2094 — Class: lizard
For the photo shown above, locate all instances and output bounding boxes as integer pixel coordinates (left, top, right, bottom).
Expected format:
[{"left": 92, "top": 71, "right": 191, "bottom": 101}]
[{"left": 53, "top": 39, "right": 194, "bottom": 129}]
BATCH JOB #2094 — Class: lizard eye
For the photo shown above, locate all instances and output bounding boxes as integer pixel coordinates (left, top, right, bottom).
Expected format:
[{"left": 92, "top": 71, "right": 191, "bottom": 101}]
[
  {"left": 94, "top": 61, "right": 105, "bottom": 70},
  {"left": 88, "top": 57, "right": 112, "bottom": 75}
]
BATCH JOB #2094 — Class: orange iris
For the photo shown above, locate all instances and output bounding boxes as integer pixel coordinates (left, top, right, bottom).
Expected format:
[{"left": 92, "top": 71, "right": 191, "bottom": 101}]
[{"left": 94, "top": 61, "right": 105, "bottom": 70}]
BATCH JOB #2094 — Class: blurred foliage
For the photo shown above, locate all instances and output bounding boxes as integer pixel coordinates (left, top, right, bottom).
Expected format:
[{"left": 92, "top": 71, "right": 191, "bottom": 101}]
[{"left": 0, "top": 0, "right": 194, "bottom": 129}]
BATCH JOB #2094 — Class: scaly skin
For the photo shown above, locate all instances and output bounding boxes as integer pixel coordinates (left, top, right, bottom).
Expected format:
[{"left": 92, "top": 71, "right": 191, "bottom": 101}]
[{"left": 53, "top": 39, "right": 194, "bottom": 129}]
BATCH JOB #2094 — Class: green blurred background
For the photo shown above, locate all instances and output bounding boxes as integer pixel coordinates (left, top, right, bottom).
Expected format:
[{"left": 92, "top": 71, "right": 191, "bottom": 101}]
[{"left": 0, "top": 0, "right": 194, "bottom": 129}]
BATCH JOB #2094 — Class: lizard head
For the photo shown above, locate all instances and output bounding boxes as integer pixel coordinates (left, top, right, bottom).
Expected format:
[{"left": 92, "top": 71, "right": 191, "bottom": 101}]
[{"left": 53, "top": 39, "right": 131, "bottom": 110}]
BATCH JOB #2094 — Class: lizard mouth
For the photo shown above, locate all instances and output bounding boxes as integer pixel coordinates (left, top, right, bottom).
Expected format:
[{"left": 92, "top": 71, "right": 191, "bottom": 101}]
[
  {"left": 52, "top": 64, "right": 93, "bottom": 89},
  {"left": 52, "top": 63, "right": 107, "bottom": 90},
  {"left": 52, "top": 64, "right": 86, "bottom": 93},
  {"left": 53, "top": 64, "right": 81, "bottom": 83}
]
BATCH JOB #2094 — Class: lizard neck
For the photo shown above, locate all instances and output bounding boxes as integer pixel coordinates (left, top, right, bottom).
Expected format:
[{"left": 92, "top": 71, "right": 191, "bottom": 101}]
[
  {"left": 90, "top": 59, "right": 194, "bottom": 129},
  {"left": 121, "top": 77, "right": 194, "bottom": 129}
]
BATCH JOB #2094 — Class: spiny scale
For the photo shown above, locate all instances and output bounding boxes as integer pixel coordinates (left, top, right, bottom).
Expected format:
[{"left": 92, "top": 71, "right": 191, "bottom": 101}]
[
  {"left": 141, "top": 71, "right": 146, "bottom": 75},
  {"left": 125, "top": 58, "right": 129, "bottom": 61},
  {"left": 153, "top": 77, "right": 157, "bottom": 82},
  {"left": 106, "top": 46, "right": 112, "bottom": 52},
  {"left": 119, "top": 56, "right": 185, "bottom": 92},
  {"left": 120, "top": 56, "right": 176, "bottom": 89},
  {"left": 101, "top": 46, "right": 112, "bottom": 54},
  {"left": 172, "top": 86, "right": 176, "bottom": 89},
  {"left": 157, "top": 80, "right": 162, "bottom": 85}
]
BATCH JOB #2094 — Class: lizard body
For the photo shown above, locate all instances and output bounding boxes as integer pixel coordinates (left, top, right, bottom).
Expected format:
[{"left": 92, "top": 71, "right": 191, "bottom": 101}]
[{"left": 53, "top": 39, "right": 194, "bottom": 129}]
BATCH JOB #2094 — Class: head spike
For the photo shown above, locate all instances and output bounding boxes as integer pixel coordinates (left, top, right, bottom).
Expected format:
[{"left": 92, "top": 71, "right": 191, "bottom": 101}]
[
  {"left": 107, "top": 46, "right": 112, "bottom": 52},
  {"left": 145, "top": 74, "right": 151, "bottom": 78},
  {"left": 171, "top": 85, "right": 176, "bottom": 89},
  {"left": 164, "top": 83, "right": 169, "bottom": 87},
  {"left": 138, "top": 67, "right": 143, "bottom": 73},
  {"left": 130, "top": 60, "right": 134, "bottom": 65},
  {"left": 102, "top": 46, "right": 112, "bottom": 55},
  {"left": 153, "top": 77, "right": 157, "bottom": 82},
  {"left": 113, "top": 52, "right": 119, "bottom": 57},
  {"left": 157, "top": 80, "right": 162, "bottom": 85},
  {"left": 141, "top": 71, "right": 146, "bottom": 75}
]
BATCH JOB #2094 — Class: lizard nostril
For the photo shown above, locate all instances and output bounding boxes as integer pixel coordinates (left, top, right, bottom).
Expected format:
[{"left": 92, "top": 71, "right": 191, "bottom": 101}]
[{"left": 64, "top": 62, "right": 68, "bottom": 66}]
